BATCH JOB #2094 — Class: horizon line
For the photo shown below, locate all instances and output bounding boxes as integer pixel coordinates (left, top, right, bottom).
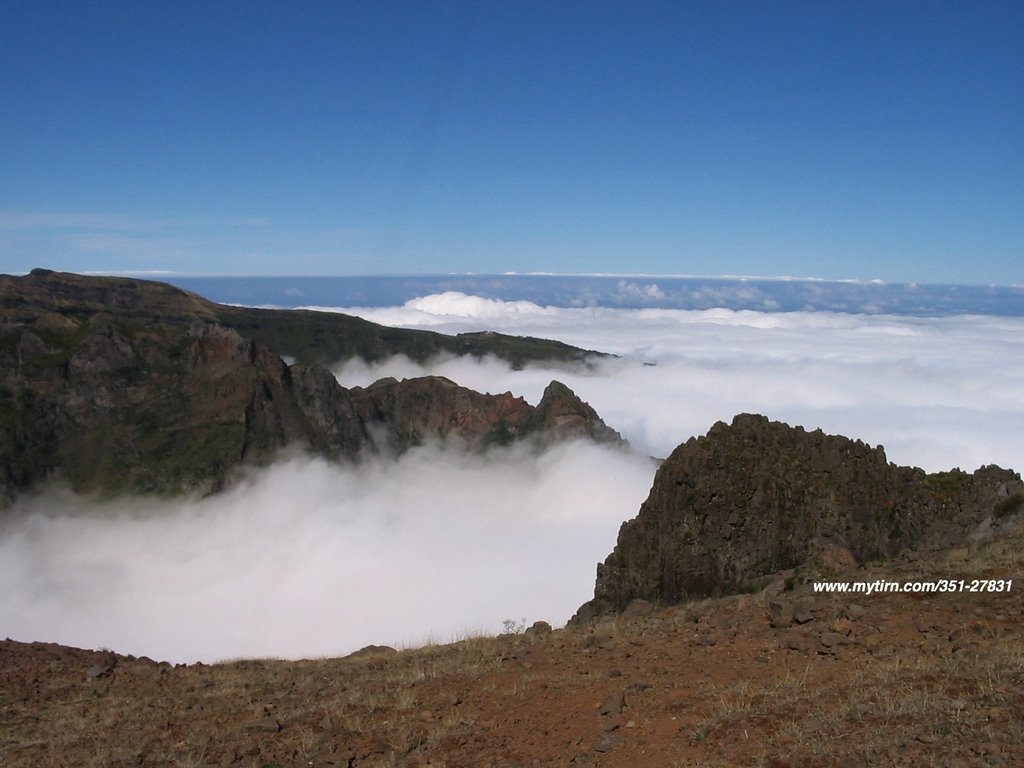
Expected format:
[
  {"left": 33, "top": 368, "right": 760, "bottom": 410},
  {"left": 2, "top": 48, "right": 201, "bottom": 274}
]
[{"left": 50, "top": 269, "right": 1021, "bottom": 290}]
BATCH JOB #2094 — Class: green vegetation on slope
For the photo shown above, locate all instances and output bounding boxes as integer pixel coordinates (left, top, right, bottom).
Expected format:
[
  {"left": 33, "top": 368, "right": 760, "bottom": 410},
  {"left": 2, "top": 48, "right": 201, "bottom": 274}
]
[{"left": 214, "top": 305, "right": 608, "bottom": 369}]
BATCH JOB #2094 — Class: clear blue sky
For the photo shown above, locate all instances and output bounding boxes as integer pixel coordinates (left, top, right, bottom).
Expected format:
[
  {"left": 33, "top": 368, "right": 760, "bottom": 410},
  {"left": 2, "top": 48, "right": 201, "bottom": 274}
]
[{"left": 1, "top": 1, "right": 1021, "bottom": 283}]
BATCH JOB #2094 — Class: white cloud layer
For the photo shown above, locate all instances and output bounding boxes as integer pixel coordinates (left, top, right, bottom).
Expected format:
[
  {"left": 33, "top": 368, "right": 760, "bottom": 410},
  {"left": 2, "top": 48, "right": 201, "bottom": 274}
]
[
  {"left": 1, "top": 443, "right": 655, "bottom": 663},
  {"left": 332, "top": 296, "right": 1024, "bottom": 474},
  {"left": 4, "top": 293, "right": 1023, "bottom": 663}
]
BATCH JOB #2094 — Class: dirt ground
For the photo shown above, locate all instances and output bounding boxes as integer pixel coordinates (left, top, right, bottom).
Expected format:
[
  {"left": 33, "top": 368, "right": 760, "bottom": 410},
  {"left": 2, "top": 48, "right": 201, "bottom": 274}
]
[{"left": 3, "top": 525, "right": 1021, "bottom": 768}]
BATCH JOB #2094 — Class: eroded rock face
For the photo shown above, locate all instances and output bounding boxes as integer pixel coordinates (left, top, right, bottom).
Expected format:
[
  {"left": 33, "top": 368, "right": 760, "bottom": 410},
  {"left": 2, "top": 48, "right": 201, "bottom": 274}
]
[
  {"left": 343, "top": 376, "right": 624, "bottom": 453},
  {"left": 0, "top": 270, "right": 621, "bottom": 504},
  {"left": 575, "top": 414, "right": 1022, "bottom": 620}
]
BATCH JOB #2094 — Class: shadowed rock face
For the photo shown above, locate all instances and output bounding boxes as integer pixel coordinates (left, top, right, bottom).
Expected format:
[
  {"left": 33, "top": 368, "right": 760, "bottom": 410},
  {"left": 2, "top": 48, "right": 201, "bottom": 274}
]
[
  {"left": 575, "top": 414, "right": 1022, "bottom": 620},
  {"left": 0, "top": 270, "right": 621, "bottom": 504},
  {"left": 346, "top": 377, "right": 622, "bottom": 452}
]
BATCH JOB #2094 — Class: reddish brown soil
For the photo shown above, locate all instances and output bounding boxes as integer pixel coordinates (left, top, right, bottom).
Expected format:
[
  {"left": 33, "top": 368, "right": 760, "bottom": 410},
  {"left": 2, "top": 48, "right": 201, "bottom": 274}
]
[{"left": 3, "top": 530, "right": 1021, "bottom": 768}]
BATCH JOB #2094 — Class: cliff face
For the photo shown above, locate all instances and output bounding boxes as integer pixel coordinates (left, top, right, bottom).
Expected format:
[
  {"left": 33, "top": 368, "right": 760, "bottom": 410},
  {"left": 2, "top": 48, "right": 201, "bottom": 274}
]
[
  {"left": 0, "top": 270, "right": 621, "bottom": 504},
  {"left": 576, "top": 414, "right": 1023, "bottom": 619}
]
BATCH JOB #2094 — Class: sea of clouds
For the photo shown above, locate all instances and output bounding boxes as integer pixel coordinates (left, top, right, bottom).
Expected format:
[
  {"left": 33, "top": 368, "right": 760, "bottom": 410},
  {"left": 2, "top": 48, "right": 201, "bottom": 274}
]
[
  {"left": 334, "top": 292, "right": 1024, "bottom": 472},
  {"left": 3, "top": 291, "right": 1023, "bottom": 663}
]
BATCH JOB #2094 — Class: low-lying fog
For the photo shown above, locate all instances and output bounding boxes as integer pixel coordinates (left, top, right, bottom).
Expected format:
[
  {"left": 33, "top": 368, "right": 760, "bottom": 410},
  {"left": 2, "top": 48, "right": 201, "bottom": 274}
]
[
  {"left": 2, "top": 442, "right": 653, "bottom": 663},
  {"left": 3, "top": 294, "right": 1022, "bottom": 663}
]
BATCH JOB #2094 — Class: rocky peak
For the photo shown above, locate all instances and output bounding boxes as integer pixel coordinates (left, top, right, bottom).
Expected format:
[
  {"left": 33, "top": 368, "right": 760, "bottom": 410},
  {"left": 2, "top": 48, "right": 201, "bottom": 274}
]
[
  {"left": 529, "top": 380, "right": 624, "bottom": 445},
  {"left": 575, "top": 414, "right": 1022, "bottom": 620}
]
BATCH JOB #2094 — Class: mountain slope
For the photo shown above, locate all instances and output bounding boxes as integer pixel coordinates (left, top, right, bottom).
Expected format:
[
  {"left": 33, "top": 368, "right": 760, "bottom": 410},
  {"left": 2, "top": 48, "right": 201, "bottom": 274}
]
[{"left": 0, "top": 269, "right": 620, "bottom": 504}]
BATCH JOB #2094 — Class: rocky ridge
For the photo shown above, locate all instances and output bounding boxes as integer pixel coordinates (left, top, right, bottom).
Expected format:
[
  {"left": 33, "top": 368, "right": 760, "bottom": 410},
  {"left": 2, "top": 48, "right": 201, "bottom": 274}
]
[
  {"left": 0, "top": 269, "right": 621, "bottom": 504},
  {"left": 577, "top": 413, "right": 1023, "bottom": 619}
]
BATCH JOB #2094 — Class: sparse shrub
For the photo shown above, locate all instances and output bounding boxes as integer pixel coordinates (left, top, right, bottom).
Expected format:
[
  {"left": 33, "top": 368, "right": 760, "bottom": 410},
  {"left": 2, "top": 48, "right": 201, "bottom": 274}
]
[
  {"left": 501, "top": 617, "right": 526, "bottom": 635},
  {"left": 994, "top": 493, "right": 1024, "bottom": 518}
]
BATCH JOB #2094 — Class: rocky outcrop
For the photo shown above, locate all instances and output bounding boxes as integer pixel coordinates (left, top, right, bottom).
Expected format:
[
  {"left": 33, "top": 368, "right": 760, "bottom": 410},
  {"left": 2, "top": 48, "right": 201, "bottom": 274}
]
[
  {"left": 527, "top": 380, "right": 623, "bottom": 444},
  {"left": 346, "top": 377, "right": 623, "bottom": 453},
  {"left": 575, "top": 414, "right": 1022, "bottom": 620},
  {"left": 0, "top": 269, "right": 621, "bottom": 505}
]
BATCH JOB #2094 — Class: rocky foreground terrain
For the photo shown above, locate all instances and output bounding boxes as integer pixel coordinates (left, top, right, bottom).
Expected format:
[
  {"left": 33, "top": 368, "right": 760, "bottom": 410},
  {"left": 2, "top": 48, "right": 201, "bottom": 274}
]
[{"left": 2, "top": 521, "right": 1022, "bottom": 768}]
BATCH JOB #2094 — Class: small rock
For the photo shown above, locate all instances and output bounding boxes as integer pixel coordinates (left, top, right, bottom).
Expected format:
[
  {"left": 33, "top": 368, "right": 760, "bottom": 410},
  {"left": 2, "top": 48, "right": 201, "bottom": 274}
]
[
  {"left": 831, "top": 618, "right": 855, "bottom": 636},
  {"left": 819, "top": 631, "right": 848, "bottom": 648},
  {"left": 845, "top": 603, "right": 867, "bottom": 621},
  {"left": 524, "top": 620, "right": 552, "bottom": 639},
  {"left": 246, "top": 717, "right": 281, "bottom": 733},
  {"left": 793, "top": 604, "right": 815, "bottom": 624},
  {"left": 583, "top": 633, "right": 616, "bottom": 651},
  {"left": 85, "top": 663, "right": 115, "bottom": 681},
  {"left": 85, "top": 655, "right": 118, "bottom": 680},
  {"left": 594, "top": 732, "right": 622, "bottom": 753},
  {"left": 346, "top": 644, "right": 398, "bottom": 660},
  {"left": 779, "top": 633, "right": 803, "bottom": 652},
  {"left": 768, "top": 599, "right": 794, "bottom": 629},
  {"left": 600, "top": 691, "right": 626, "bottom": 716}
]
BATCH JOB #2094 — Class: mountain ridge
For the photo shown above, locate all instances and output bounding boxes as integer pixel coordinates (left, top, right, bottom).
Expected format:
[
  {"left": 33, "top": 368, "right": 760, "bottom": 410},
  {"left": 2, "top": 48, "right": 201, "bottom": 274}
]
[{"left": 0, "top": 269, "right": 620, "bottom": 505}]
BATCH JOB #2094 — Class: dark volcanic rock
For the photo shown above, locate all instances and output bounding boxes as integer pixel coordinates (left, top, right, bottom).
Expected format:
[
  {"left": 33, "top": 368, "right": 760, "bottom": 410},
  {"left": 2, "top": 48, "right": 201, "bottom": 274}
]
[
  {"left": 575, "top": 414, "right": 1021, "bottom": 618},
  {"left": 348, "top": 375, "right": 534, "bottom": 452},
  {"left": 527, "top": 380, "right": 624, "bottom": 445},
  {"left": 0, "top": 269, "right": 621, "bottom": 505}
]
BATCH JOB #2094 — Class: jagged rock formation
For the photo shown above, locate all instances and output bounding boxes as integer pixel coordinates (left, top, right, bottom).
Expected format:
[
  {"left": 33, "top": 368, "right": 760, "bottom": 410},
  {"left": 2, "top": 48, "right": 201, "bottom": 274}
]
[
  {"left": 347, "top": 377, "right": 621, "bottom": 452},
  {"left": 0, "top": 269, "right": 620, "bottom": 504},
  {"left": 575, "top": 414, "right": 1023, "bottom": 620}
]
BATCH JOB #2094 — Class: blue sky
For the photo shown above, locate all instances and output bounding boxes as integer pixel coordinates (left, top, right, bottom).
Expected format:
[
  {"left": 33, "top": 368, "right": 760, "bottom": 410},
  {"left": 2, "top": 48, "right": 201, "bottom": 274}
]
[{"left": 1, "top": 1, "right": 1021, "bottom": 283}]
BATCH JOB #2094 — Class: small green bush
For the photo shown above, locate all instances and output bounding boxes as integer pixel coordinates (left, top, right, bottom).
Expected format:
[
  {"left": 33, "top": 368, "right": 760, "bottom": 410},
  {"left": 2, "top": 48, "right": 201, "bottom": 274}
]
[{"left": 994, "top": 493, "right": 1024, "bottom": 518}]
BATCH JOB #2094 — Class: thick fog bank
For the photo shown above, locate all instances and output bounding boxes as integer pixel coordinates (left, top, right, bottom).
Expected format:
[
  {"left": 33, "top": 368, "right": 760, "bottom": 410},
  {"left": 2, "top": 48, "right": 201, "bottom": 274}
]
[
  {"left": 333, "top": 295, "right": 1024, "bottom": 474},
  {"left": 1, "top": 442, "right": 655, "bottom": 663}
]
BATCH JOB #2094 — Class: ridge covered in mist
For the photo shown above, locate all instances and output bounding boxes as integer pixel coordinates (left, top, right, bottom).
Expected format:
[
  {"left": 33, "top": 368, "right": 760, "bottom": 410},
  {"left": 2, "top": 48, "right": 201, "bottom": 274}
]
[{"left": 0, "top": 269, "right": 617, "bottom": 505}]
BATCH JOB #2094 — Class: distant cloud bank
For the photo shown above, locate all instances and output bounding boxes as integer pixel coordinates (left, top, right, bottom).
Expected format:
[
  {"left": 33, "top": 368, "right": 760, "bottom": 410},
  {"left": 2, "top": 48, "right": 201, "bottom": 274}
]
[{"left": 162, "top": 275, "right": 1024, "bottom": 317}]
